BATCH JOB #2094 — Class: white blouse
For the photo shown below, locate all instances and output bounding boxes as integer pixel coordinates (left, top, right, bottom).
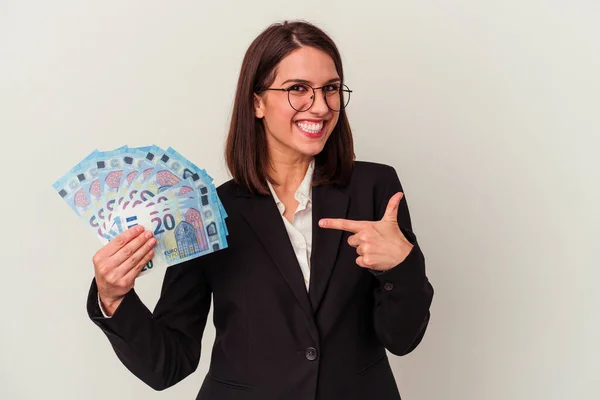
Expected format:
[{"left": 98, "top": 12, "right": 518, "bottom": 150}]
[{"left": 266, "top": 159, "right": 314, "bottom": 291}]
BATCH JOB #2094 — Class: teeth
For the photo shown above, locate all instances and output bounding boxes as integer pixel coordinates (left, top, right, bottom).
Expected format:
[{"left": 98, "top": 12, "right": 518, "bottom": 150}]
[{"left": 296, "top": 121, "right": 323, "bottom": 133}]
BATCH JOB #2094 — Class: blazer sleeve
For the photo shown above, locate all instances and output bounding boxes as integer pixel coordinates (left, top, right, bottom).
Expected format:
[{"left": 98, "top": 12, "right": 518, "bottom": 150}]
[
  {"left": 86, "top": 258, "right": 212, "bottom": 391},
  {"left": 371, "top": 165, "right": 434, "bottom": 356}
]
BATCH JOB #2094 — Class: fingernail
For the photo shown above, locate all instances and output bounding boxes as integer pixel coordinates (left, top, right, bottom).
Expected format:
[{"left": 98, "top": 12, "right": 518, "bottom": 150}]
[
  {"left": 145, "top": 231, "right": 153, "bottom": 239},
  {"left": 136, "top": 226, "right": 143, "bottom": 233},
  {"left": 149, "top": 238, "right": 157, "bottom": 246}
]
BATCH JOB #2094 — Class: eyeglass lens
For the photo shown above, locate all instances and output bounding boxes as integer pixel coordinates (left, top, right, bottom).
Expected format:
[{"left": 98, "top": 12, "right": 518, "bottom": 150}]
[{"left": 287, "top": 84, "right": 351, "bottom": 112}]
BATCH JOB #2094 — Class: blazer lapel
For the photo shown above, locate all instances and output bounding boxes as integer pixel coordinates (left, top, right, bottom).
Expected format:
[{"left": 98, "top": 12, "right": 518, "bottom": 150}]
[
  {"left": 237, "top": 189, "right": 314, "bottom": 320},
  {"left": 309, "top": 184, "right": 349, "bottom": 312}
]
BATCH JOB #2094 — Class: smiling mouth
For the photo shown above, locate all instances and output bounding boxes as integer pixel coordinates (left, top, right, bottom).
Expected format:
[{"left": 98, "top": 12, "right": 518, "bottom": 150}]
[{"left": 295, "top": 120, "right": 325, "bottom": 136}]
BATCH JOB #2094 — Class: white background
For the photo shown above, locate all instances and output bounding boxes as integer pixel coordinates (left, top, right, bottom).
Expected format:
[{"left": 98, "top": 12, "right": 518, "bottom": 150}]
[{"left": 1, "top": 1, "right": 598, "bottom": 399}]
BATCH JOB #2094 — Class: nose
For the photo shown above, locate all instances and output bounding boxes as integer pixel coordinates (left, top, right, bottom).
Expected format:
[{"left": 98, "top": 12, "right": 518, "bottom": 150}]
[{"left": 309, "top": 89, "right": 329, "bottom": 115}]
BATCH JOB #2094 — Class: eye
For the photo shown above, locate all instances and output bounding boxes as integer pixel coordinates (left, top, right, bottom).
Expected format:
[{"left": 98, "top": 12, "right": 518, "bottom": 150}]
[
  {"left": 323, "top": 84, "right": 340, "bottom": 92},
  {"left": 288, "top": 84, "right": 309, "bottom": 93}
]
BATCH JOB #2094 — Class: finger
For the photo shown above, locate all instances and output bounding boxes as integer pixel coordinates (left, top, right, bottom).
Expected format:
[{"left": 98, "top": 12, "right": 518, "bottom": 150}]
[
  {"left": 356, "top": 255, "right": 377, "bottom": 269},
  {"left": 356, "top": 255, "right": 368, "bottom": 268},
  {"left": 319, "top": 218, "right": 371, "bottom": 233},
  {"left": 355, "top": 245, "right": 365, "bottom": 256},
  {"left": 347, "top": 234, "right": 360, "bottom": 248},
  {"left": 112, "top": 231, "right": 156, "bottom": 274},
  {"left": 382, "top": 192, "right": 404, "bottom": 222},
  {"left": 102, "top": 226, "right": 145, "bottom": 258},
  {"left": 122, "top": 248, "right": 155, "bottom": 283}
]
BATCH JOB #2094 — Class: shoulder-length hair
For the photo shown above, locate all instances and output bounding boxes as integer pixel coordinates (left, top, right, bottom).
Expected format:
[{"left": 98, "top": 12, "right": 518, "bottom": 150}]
[{"left": 224, "top": 20, "right": 355, "bottom": 195}]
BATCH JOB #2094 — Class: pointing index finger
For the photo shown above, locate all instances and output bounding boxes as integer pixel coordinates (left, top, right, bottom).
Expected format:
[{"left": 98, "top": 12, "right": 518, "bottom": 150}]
[{"left": 319, "top": 218, "right": 370, "bottom": 233}]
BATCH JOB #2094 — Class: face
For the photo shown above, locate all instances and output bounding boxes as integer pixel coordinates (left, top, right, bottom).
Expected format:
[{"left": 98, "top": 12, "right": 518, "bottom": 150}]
[{"left": 254, "top": 46, "right": 341, "bottom": 162}]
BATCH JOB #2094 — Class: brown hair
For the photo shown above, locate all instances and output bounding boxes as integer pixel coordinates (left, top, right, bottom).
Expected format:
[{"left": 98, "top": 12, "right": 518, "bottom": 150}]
[{"left": 224, "top": 20, "right": 355, "bottom": 195}]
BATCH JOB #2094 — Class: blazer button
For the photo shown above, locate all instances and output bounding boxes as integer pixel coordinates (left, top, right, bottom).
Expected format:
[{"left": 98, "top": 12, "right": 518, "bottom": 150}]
[
  {"left": 305, "top": 347, "right": 318, "bottom": 361},
  {"left": 383, "top": 282, "right": 394, "bottom": 291}
]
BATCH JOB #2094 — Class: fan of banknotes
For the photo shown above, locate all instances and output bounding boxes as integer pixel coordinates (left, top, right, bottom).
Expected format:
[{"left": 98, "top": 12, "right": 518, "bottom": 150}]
[{"left": 52, "top": 145, "right": 228, "bottom": 275}]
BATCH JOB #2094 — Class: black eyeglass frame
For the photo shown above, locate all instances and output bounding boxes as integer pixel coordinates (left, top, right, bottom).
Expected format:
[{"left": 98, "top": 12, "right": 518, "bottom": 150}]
[{"left": 255, "top": 83, "right": 353, "bottom": 112}]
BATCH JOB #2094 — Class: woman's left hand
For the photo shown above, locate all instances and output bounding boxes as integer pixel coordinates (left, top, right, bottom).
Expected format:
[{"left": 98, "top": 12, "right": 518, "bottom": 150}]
[{"left": 318, "top": 192, "right": 414, "bottom": 272}]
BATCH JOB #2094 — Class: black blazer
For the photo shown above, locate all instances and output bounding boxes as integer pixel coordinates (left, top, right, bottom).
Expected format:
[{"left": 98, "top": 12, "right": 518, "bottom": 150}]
[{"left": 87, "top": 160, "right": 434, "bottom": 400}]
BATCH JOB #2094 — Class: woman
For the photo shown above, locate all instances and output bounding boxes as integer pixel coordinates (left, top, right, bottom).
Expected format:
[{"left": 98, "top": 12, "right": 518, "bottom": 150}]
[{"left": 87, "top": 20, "right": 434, "bottom": 400}]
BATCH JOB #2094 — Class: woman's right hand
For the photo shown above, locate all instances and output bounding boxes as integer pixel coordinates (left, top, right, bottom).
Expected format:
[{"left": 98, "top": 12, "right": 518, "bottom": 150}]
[{"left": 92, "top": 225, "right": 157, "bottom": 316}]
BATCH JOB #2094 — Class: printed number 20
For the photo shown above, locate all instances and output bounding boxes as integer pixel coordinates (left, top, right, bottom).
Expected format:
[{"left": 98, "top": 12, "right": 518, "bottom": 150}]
[{"left": 151, "top": 214, "right": 175, "bottom": 235}]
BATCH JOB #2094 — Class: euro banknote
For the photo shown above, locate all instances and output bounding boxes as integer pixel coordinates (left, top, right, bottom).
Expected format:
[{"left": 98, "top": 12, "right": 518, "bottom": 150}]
[{"left": 53, "top": 145, "right": 229, "bottom": 273}]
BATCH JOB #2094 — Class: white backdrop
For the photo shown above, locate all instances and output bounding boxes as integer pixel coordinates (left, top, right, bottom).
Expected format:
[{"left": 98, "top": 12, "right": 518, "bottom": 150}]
[{"left": 1, "top": 1, "right": 598, "bottom": 399}]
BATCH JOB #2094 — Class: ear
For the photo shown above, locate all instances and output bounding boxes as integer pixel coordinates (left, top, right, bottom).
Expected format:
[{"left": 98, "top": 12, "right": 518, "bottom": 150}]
[{"left": 253, "top": 93, "right": 265, "bottom": 119}]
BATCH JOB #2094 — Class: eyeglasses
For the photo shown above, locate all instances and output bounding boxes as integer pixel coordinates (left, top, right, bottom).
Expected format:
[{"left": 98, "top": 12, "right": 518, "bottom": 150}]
[{"left": 256, "top": 82, "right": 352, "bottom": 112}]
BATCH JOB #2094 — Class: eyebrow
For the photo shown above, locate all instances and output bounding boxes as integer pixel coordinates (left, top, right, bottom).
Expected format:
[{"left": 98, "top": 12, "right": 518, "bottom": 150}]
[{"left": 280, "top": 77, "right": 341, "bottom": 86}]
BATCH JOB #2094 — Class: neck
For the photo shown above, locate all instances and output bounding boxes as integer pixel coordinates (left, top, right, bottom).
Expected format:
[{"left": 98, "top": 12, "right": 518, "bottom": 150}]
[{"left": 267, "top": 149, "right": 313, "bottom": 191}]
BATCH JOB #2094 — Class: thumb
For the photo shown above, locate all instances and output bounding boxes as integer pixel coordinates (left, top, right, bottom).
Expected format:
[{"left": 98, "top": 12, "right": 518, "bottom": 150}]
[{"left": 382, "top": 192, "right": 403, "bottom": 222}]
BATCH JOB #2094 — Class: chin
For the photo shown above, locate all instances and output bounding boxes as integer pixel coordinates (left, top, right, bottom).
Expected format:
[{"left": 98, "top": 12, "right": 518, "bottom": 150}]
[
  {"left": 295, "top": 138, "right": 329, "bottom": 157},
  {"left": 293, "top": 129, "right": 333, "bottom": 156},
  {"left": 299, "top": 147, "right": 325, "bottom": 157}
]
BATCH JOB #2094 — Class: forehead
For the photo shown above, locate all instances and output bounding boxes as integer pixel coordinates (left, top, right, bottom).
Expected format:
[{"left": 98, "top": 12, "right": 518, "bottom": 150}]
[{"left": 273, "top": 46, "right": 339, "bottom": 84}]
